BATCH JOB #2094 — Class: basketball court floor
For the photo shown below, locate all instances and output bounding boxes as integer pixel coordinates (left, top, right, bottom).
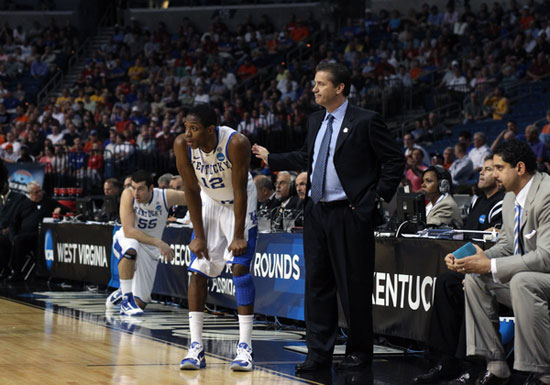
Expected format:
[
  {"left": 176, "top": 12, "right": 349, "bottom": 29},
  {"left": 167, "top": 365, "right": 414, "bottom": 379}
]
[{"left": 0, "top": 279, "right": 529, "bottom": 385}]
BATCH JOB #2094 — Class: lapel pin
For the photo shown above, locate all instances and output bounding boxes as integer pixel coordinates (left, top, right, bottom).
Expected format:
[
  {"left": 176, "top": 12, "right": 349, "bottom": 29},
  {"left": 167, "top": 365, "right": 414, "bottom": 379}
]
[{"left": 343, "top": 127, "right": 349, "bottom": 133}]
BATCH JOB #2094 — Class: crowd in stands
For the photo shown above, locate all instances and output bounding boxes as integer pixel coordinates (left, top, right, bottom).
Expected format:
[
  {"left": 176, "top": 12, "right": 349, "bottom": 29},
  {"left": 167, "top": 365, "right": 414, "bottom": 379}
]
[
  {"left": 0, "top": 2, "right": 549, "bottom": 216},
  {"left": 0, "top": 19, "right": 79, "bottom": 100}
]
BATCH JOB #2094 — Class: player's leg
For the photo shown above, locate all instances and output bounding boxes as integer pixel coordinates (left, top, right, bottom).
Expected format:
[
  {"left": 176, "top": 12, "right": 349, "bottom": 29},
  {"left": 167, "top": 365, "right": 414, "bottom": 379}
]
[
  {"left": 181, "top": 196, "right": 228, "bottom": 370},
  {"left": 180, "top": 271, "right": 209, "bottom": 370},
  {"left": 111, "top": 230, "right": 143, "bottom": 316},
  {"left": 132, "top": 245, "right": 160, "bottom": 310},
  {"left": 229, "top": 226, "right": 257, "bottom": 372}
]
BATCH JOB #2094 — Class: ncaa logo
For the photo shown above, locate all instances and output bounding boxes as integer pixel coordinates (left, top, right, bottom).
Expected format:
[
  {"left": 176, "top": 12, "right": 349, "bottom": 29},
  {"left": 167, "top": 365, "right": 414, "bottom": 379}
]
[
  {"left": 44, "top": 229, "right": 54, "bottom": 271},
  {"left": 217, "top": 152, "right": 225, "bottom": 162},
  {"left": 156, "top": 204, "right": 162, "bottom": 211}
]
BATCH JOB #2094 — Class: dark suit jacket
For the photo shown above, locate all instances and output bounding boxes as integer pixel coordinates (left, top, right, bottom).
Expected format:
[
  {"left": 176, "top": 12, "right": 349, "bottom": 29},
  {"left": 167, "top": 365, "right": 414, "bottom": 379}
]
[
  {"left": 268, "top": 104, "right": 404, "bottom": 222},
  {"left": 10, "top": 196, "right": 65, "bottom": 235},
  {"left": 0, "top": 190, "right": 26, "bottom": 229}
]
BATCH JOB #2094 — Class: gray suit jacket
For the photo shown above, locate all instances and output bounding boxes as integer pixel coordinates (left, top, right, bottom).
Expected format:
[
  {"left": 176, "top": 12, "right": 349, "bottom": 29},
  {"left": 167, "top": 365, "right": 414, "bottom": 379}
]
[
  {"left": 426, "top": 193, "right": 463, "bottom": 228},
  {"left": 485, "top": 172, "right": 550, "bottom": 283}
]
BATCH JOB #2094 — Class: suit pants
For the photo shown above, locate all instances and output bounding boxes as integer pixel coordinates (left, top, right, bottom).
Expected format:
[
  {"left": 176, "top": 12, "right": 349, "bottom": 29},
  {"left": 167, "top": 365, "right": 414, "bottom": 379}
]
[
  {"left": 428, "top": 270, "right": 467, "bottom": 358},
  {"left": 464, "top": 272, "right": 550, "bottom": 374},
  {"left": 303, "top": 200, "right": 374, "bottom": 363},
  {"left": 0, "top": 234, "right": 12, "bottom": 269},
  {"left": 8, "top": 232, "right": 38, "bottom": 273}
]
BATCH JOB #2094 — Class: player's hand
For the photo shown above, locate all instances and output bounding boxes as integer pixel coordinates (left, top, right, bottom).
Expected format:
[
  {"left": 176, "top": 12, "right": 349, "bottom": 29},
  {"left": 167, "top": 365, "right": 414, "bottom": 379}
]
[
  {"left": 444, "top": 253, "right": 457, "bottom": 272},
  {"left": 158, "top": 241, "right": 175, "bottom": 262},
  {"left": 228, "top": 237, "right": 247, "bottom": 256},
  {"left": 189, "top": 237, "right": 210, "bottom": 260},
  {"left": 251, "top": 144, "right": 269, "bottom": 164}
]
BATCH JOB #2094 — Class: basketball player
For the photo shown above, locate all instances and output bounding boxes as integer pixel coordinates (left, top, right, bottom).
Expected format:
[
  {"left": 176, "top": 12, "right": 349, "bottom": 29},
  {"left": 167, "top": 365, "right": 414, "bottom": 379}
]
[
  {"left": 105, "top": 170, "right": 187, "bottom": 316},
  {"left": 174, "top": 104, "right": 258, "bottom": 372}
]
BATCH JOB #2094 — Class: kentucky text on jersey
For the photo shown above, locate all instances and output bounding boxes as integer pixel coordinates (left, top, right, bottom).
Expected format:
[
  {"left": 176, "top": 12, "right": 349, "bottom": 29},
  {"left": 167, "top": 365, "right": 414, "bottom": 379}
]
[
  {"left": 192, "top": 159, "right": 231, "bottom": 175},
  {"left": 134, "top": 206, "right": 163, "bottom": 218}
]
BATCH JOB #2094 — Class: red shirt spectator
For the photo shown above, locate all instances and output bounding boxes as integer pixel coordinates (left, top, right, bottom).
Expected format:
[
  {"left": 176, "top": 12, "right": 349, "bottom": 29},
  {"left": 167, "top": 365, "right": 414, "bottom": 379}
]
[{"left": 237, "top": 59, "right": 258, "bottom": 80}]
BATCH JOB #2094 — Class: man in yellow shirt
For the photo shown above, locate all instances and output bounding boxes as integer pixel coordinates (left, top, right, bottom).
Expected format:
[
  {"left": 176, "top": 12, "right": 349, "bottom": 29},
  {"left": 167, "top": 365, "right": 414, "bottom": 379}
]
[
  {"left": 483, "top": 86, "right": 509, "bottom": 120},
  {"left": 128, "top": 58, "right": 146, "bottom": 82}
]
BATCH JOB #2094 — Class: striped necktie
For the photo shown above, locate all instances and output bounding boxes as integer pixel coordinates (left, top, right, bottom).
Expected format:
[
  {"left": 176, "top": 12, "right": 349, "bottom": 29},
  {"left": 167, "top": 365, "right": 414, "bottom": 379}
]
[
  {"left": 513, "top": 200, "right": 522, "bottom": 255},
  {"left": 310, "top": 114, "right": 334, "bottom": 204}
]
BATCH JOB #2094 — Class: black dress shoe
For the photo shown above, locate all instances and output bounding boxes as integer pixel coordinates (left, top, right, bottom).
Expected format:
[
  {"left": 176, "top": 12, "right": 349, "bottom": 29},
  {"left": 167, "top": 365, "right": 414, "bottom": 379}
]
[
  {"left": 475, "top": 370, "right": 509, "bottom": 385},
  {"left": 336, "top": 352, "right": 371, "bottom": 370},
  {"left": 447, "top": 369, "right": 480, "bottom": 385},
  {"left": 413, "top": 363, "right": 460, "bottom": 384},
  {"left": 295, "top": 359, "right": 332, "bottom": 374}
]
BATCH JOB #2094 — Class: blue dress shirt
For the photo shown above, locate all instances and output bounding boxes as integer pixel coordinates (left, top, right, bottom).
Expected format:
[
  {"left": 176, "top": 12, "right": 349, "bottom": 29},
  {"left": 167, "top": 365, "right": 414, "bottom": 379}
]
[{"left": 310, "top": 100, "right": 348, "bottom": 202}]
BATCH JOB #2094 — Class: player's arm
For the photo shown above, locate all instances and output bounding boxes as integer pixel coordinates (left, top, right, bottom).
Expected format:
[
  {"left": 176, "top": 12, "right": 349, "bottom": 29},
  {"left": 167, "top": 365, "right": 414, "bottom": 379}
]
[
  {"left": 227, "top": 132, "right": 250, "bottom": 256},
  {"left": 165, "top": 188, "right": 187, "bottom": 208},
  {"left": 174, "top": 134, "right": 209, "bottom": 259},
  {"left": 119, "top": 188, "right": 174, "bottom": 260}
]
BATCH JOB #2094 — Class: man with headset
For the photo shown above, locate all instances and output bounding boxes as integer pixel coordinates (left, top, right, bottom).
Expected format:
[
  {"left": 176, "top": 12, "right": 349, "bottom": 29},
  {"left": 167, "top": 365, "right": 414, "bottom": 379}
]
[{"left": 421, "top": 165, "right": 462, "bottom": 228}]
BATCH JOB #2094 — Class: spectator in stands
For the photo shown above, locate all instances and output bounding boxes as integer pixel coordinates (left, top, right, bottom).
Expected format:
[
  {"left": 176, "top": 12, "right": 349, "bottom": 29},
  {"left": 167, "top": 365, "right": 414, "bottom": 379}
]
[
  {"left": 427, "top": 112, "right": 449, "bottom": 141},
  {"left": 237, "top": 57, "right": 257, "bottom": 81},
  {"left": 482, "top": 86, "right": 509, "bottom": 120},
  {"left": 86, "top": 142, "right": 103, "bottom": 188},
  {"left": 442, "top": 147, "right": 455, "bottom": 170},
  {"left": 463, "top": 92, "right": 485, "bottom": 123},
  {"left": 456, "top": 131, "right": 472, "bottom": 154},
  {"left": 403, "top": 132, "right": 430, "bottom": 165},
  {"left": 525, "top": 124, "right": 545, "bottom": 166},
  {"left": 468, "top": 132, "right": 492, "bottom": 173},
  {"left": 157, "top": 173, "right": 173, "bottom": 189},
  {"left": 421, "top": 165, "right": 462, "bottom": 228},
  {"left": 449, "top": 142, "right": 474, "bottom": 187},
  {"left": 0, "top": 143, "right": 17, "bottom": 163},
  {"left": 540, "top": 109, "right": 550, "bottom": 146},
  {"left": 62, "top": 122, "right": 79, "bottom": 147},
  {"left": 16, "top": 145, "right": 34, "bottom": 163},
  {"left": 113, "top": 133, "right": 134, "bottom": 164},
  {"left": 30, "top": 56, "right": 48, "bottom": 79},
  {"left": 6, "top": 181, "right": 64, "bottom": 281},
  {"left": 526, "top": 52, "right": 550, "bottom": 81},
  {"left": 405, "top": 148, "right": 428, "bottom": 192},
  {"left": 414, "top": 157, "right": 504, "bottom": 384},
  {"left": 47, "top": 123, "right": 64, "bottom": 145},
  {"left": 0, "top": 180, "right": 26, "bottom": 278}
]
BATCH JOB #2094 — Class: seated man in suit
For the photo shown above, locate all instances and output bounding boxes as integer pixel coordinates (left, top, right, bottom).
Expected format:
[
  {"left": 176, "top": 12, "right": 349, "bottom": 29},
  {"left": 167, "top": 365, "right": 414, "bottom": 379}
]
[
  {"left": 451, "top": 139, "right": 550, "bottom": 385},
  {"left": 254, "top": 174, "right": 278, "bottom": 213},
  {"left": 0, "top": 181, "right": 26, "bottom": 277},
  {"left": 7, "top": 182, "right": 66, "bottom": 281},
  {"left": 94, "top": 178, "right": 122, "bottom": 222},
  {"left": 421, "top": 165, "right": 462, "bottom": 228},
  {"left": 270, "top": 171, "right": 300, "bottom": 232},
  {"left": 414, "top": 156, "right": 505, "bottom": 384}
]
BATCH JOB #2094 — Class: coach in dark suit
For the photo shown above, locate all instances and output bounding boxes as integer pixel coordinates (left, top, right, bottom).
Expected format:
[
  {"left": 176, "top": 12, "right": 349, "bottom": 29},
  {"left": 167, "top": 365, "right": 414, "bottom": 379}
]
[{"left": 253, "top": 62, "right": 404, "bottom": 373}]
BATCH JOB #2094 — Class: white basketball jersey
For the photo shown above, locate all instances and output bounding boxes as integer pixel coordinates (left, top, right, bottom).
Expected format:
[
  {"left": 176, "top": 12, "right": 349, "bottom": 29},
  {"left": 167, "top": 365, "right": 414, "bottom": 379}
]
[
  {"left": 190, "top": 125, "right": 253, "bottom": 205},
  {"left": 133, "top": 187, "right": 169, "bottom": 239}
]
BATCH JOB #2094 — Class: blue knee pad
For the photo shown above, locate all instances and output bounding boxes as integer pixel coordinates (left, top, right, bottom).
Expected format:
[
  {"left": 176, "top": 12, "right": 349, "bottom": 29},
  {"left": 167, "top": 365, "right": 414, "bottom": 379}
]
[{"left": 233, "top": 273, "right": 255, "bottom": 307}]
